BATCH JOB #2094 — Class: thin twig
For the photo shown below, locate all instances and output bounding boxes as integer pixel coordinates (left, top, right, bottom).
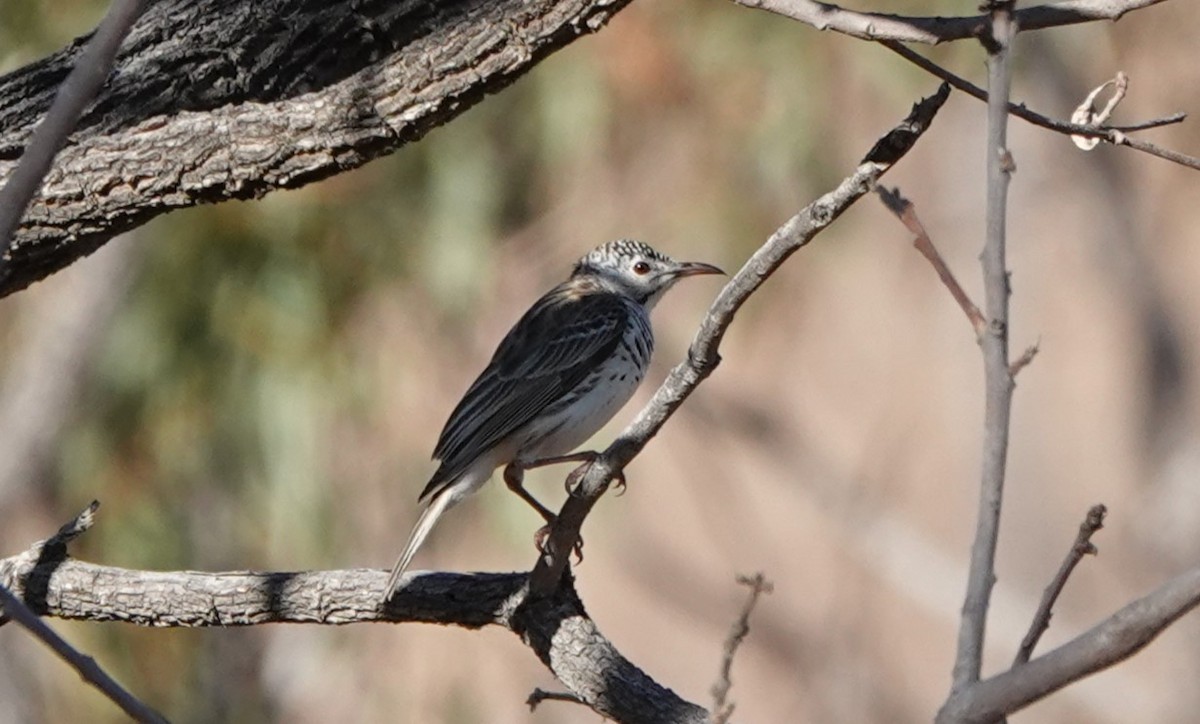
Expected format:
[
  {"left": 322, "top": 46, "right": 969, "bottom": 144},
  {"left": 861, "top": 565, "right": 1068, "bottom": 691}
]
[
  {"left": 526, "top": 689, "right": 588, "bottom": 711},
  {"left": 734, "top": 0, "right": 1169, "bottom": 45},
  {"left": 1008, "top": 340, "right": 1041, "bottom": 377},
  {"left": 875, "top": 186, "right": 987, "bottom": 337},
  {"left": 0, "top": 0, "right": 148, "bottom": 272},
  {"left": 527, "top": 84, "right": 952, "bottom": 596},
  {"left": 1014, "top": 505, "right": 1107, "bottom": 665},
  {"left": 952, "top": 1, "right": 1019, "bottom": 695},
  {"left": 1113, "top": 133, "right": 1200, "bottom": 171},
  {"left": 0, "top": 584, "right": 168, "bottom": 723},
  {"left": 879, "top": 40, "right": 1200, "bottom": 171},
  {"left": 710, "top": 573, "right": 773, "bottom": 724}
]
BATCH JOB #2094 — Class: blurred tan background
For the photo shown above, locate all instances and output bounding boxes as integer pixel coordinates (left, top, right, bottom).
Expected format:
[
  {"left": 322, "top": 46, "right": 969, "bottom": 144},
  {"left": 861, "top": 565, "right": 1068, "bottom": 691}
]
[{"left": 2, "top": 1, "right": 1200, "bottom": 722}]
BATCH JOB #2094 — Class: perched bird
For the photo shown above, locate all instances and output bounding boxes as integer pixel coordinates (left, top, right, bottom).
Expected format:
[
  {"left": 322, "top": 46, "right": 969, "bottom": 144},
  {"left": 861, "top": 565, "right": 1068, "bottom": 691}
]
[{"left": 384, "top": 239, "right": 723, "bottom": 598}]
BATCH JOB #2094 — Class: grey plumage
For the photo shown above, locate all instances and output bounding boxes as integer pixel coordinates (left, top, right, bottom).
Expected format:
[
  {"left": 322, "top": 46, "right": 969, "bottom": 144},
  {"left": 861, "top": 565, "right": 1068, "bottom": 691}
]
[{"left": 384, "top": 240, "right": 722, "bottom": 598}]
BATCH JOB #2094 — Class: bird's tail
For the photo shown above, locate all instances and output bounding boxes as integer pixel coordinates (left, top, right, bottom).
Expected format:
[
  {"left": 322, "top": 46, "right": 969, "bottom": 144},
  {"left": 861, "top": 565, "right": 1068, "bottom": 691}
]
[{"left": 383, "top": 490, "right": 456, "bottom": 599}]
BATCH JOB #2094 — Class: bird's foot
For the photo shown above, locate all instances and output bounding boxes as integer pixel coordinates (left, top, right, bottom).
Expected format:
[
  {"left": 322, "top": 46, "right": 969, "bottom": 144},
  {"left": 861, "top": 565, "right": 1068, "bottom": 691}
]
[
  {"left": 563, "top": 459, "right": 626, "bottom": 498},
  {"left": 534, "top": 523, "right": 584, "bottom": 564},
  {"left": 563, "top": 462, "right": 588, "bottom": 495}
]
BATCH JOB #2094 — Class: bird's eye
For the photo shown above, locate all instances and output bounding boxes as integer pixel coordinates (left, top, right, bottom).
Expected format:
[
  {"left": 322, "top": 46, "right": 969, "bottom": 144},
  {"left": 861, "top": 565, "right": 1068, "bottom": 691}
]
[{"left": 633, "top": 261, "right": 651, "bottom": 275}]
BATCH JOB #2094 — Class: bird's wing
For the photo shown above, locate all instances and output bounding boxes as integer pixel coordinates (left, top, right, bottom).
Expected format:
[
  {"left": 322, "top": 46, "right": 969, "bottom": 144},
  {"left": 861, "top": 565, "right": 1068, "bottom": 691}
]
[{"left": 420, "top": 282, "right": 631, "bottom": 500}]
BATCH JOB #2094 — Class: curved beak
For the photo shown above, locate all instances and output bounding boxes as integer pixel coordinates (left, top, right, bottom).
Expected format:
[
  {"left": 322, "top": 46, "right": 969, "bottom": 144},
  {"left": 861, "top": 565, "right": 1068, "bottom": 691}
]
[{"left": 672, "top": 261, "right": 725, "bottom": 278}]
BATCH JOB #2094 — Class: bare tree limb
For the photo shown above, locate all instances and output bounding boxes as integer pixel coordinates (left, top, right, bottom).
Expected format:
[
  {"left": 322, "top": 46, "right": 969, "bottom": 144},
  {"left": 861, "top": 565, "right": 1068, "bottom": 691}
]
[
  {"left": 1014, "top": 505, "right": 1107, "bottom": 665},
  {"left": 879, "top": 40, "right": 1200, "bottom": 171},
  {"left": 710, "top": 573, "right": 773, "bottom": 724},
  {"left": 876, "top": 186, "right": 987, "bottom": 337},
  {"left": 0, "top": 0, "right": 635, "bottom": 298},
  {"left": 951, "top": 1, "right": 1019, "bottom": 696},
  {"left": 732, "top": 0, "right": 1169, "bottom": 45},
  {"left": 939, "top": 566, "right": 1200, "bottom": 723},
  {"left": 0, "top": 0, "right": 147, "bottom": 277},
  {"left": 0, "top": 503, "right": 708, "bottom": 724},
  {"left": 527, "top": 83, "right": 953, "bottom": 596}
]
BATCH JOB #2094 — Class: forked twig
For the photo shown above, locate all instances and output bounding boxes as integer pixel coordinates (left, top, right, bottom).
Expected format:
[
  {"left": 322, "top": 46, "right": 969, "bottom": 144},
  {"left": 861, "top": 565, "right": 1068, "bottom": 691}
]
[
  {"left": 879, "top": 40, "right": 1199, "bottom": 171},
  {"left": 1014, "top": 505, "right": 1108, "bottom": 665},
  {"left": 711, "top": 573, "right": 774, "bottom": 724}
]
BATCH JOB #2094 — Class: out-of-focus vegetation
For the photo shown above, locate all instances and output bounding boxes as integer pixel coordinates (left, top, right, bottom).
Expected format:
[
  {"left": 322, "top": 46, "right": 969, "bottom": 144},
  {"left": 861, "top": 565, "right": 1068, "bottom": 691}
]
[{"left": 3, "top": 1, "right": 1200, "bottom": 723}]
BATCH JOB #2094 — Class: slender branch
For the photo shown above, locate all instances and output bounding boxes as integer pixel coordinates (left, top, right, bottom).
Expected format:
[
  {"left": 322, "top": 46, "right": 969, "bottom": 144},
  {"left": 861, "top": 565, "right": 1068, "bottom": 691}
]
[
  {"left": 879, "top": 40, "right": 1200, "bottom": 171},
  {"left": 527, "top": 83, "right": 952, "bottom": 595},
  {"left": 733, "top": 0, "right": 1169, "bottom": 45},
  {"left": 952, "top": 2, "right": 1018, "bottom": 695},
  {"left": 875, "top": 186, "right": 987, "bottom": 337},
  {"left": 0, "top": 0, "right": 148, "bottom": 273},
  {"left": 710, "top": 573, "right": 773, "bottom": 724},
  {"left": 1112, "top": 132, "right": 1200, "bottom": 171},
  {"left": 939, "top": 566, "right": 1200, "bottom": 723},
  {"left": 1014, "top": 505, "right": 1107, "bottom": 665},
  {"left": 0, "top": 583, "right": 167, "bottom": 723}
]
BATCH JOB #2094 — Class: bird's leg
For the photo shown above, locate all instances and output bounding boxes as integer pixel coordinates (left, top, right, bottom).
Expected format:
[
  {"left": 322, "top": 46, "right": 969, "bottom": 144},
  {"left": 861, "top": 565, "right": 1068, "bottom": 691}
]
[
  {"left": 502, "top": 463, "right": 556, "bottom": 523},
  {"left": 504, "top": 462, "right": 584, "bottom": 564},
  {"left": 520, "top": 450, "right": 626, "bottom": 496}
]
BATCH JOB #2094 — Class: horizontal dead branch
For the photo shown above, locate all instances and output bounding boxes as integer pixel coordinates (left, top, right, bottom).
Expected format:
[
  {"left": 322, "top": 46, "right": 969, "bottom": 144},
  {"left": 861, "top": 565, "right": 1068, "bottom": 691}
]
[
  {"left": 734, "top": 0, "right": 1169, "bottom": 45},
  {"left": 0, "top": 504, "right": 708, "bottom": 724}
]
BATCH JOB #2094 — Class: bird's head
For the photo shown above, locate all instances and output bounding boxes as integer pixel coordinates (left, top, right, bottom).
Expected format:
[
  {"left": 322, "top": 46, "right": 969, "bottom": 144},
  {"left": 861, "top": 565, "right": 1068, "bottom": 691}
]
[{"left": 571, "top": 239, "right": 724, "bottom": 309}]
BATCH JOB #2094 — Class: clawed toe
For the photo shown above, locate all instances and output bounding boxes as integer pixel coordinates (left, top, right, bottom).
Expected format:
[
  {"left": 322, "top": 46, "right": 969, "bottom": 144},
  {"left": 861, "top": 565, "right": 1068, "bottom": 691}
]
[
  {"left": 563, "top": 458, "right": 596, "bottom": 495},
  {"left": 534, "top": 523, "right": 584, "bottom": 564},
  {"left": 534, "top": 523, "right": 551, "bottom": 553}
]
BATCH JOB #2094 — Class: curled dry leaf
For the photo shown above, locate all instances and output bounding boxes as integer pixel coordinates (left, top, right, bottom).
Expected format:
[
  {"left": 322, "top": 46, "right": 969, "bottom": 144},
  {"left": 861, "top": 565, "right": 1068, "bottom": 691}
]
[{"left": 1071, "top": 72, "right": 1129, "bottom": 150}]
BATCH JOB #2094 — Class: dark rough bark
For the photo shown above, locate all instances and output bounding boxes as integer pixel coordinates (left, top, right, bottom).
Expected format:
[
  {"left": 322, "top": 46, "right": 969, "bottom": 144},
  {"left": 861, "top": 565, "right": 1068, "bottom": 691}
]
[{"left": 0, "top": 0, "right": 634, "bottom": 297}]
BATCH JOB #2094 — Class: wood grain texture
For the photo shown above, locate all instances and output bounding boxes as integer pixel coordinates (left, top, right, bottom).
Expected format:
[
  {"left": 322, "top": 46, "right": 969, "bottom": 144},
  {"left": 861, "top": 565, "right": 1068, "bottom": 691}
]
[{"left": 0, "top": 0, "right": 633, "bottom": 297}]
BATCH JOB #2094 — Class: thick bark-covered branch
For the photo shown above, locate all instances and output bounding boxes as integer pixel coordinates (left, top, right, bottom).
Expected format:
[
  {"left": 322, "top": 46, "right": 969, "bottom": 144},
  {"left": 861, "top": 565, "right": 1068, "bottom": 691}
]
[
  {"left": 0, "top": 0, "right": 633, "bottom": 297},
  {"left": 0, "top": 0, "right": 147, "bottom": 268},
  {"left": 0, "top": 505, "right": 707, "bottom": 724}
]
